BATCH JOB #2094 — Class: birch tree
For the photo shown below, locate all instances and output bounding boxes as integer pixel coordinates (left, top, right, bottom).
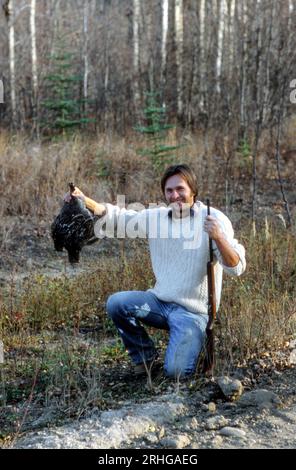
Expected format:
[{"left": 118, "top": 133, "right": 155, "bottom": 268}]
[
  {"left": 238, "top": 0, "right": 248, "bottom": 138},
  {"left": 199, "top": 0, "right": 206, "bottom": 112},
  {"left": 227, "top": 0, "right": 236, "bottom": 73},
  {"left": 133, "top": 0, "right": 140, "bottom": 112},
  {"left": 175, "top": 0, "right": 183, "bottom": 117},
  {"left": 83, "top": 0, "right": 89, "bottom": 113},
  {"left": 216, "top": 0, "right": 226, "bottom": 95},
  {"left": 30, "top": 0, "right": 38, "bottom": 134},
  {"left": 0, "top": 0, "right": 295, "bottom": 134},
  {"left": 6, "top": 0, "right": 17, "bottom": 127}
]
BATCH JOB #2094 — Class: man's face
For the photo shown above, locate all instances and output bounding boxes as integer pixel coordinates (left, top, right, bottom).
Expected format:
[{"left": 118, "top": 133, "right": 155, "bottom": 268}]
[{"left": 164, "top": 174, "right": 195, "bottom": 215}]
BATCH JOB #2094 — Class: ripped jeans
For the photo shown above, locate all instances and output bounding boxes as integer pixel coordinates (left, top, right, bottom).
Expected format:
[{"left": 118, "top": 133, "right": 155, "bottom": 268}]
[{"left": 106, "top": 290, "right": 208, "bottom": 378}]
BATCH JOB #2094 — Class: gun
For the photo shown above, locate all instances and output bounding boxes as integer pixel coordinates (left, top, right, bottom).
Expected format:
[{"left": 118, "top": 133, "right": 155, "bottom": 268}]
[{"left": 203, "top": 198, "right": 217, "bottom": 375}]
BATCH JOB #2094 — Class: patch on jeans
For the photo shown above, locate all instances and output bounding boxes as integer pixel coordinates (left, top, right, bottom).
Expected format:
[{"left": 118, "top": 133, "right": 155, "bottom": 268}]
[
  {"left": 134, "top": 303, "right": 151, "bottom": 319},
  {"left": 129, "top": 317, "right": 138, "bottom": 327}
]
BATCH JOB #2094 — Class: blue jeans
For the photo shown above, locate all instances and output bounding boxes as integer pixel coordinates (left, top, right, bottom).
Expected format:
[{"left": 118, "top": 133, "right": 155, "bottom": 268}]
[{"left": 106, "top": 290, "right": 208, "bottom": 378}]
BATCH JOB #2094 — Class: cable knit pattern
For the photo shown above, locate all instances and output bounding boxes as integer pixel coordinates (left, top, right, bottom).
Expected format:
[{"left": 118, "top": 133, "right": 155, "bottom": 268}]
[{"left": 102, "top": 201, "right": 246, "bottom": 315}]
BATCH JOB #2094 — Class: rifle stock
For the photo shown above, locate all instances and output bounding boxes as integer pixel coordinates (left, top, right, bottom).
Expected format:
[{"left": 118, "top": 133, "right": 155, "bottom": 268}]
[{"left": 203, "top": 199, "right": 217, "bottom": 375}]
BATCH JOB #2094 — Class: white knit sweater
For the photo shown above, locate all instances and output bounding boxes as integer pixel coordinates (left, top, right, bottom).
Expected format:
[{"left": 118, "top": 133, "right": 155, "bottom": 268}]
[{"left": 100, "top": 201, "right": 246, "bottom": 315}]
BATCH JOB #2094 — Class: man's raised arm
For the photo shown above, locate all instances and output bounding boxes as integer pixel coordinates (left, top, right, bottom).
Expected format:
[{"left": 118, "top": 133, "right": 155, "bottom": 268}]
[{"left": 68, "top": 187, "right": 106, "bottom": 216}]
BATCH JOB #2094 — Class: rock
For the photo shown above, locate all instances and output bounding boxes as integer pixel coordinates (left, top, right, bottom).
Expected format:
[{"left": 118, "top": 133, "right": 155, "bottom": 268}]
[
  {"left": 146, "top": 433, "right": 159, "bottom": 444},
  {"left": 289, "top": 339, "right": 296, "bottom": 349},
  {"left": 217, "top": 376, "right": 244, "bottom": 401},
  {"left": 219, "top": 427, "right": 247, "bottom": 439},
  {"left": 183, "top": 417, "right": 201, "bottom": 432},
  {"left": 238, "top": 389, "right": 281, "bottom": 409},
  {"left": 30, "top": 407, "right": 57, "bottom": 429},
  {"left": 201, "top": 404, "right": 209, "bottom": 412},
  {"left": 211, "top": 435, "right": 223, "bottom": 447},
  {"left": 189, "top": 417, "right": 200, "bottom": 430},
  {"left": 208, "top": 402, "right": 216, "bottom": 413},
  {"left": 222, "top": 402, "right": 237, "bottom": 410},
  {"left": 205, "top": 415, "right": 229, "bottom": 431},
  {"left": 160, "top": 433, "right": 191, "bottom": 449},
  {"left": 272, "top": 370, "right": 282, "bottom": 377},
  {"left": 158, "top": 426, "right": 165, "bottom": 439},
  {"left": 289, "top": 349, "right": 296, "bottom": 365},
  {"left": 14, "top": 396, "right": 188, "bottom": 449},
  {"left": 201, "top": 402, "right": 216, "bottom": 412}
]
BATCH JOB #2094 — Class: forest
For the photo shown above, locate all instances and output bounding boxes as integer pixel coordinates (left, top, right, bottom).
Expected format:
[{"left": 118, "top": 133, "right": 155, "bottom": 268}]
[{"left": 0, "top": 0, "right": 295, "bottom": 134}]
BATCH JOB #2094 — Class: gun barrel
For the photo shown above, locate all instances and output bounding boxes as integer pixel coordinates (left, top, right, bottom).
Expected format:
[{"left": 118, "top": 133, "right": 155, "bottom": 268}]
[{"left": 203, "top": 199, "right": 217, "bottom": 375}]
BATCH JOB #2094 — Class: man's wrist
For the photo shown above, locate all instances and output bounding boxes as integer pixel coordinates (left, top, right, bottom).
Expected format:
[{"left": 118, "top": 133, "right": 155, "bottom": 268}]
[{"left": 212, "top": 232, "right": 226, "bottom": 243}]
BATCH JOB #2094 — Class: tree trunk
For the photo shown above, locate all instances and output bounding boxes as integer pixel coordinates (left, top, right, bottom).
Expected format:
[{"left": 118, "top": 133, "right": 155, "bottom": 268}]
[
  {"left": 199, "top": 0, "right": 206, "bottom": 112},
  {"left": 216, "top": 0, "right": 226, "bottom": 95},
  {"left": 83, "top": 0, "right": 89, "bottom": 113},
  {"left": 133, "top": 0, "right": 140, "bottom": 113},
  {"left": 30, "top": 0, "right": 38, "bottom": 136},
  {"left": 238, "top": 0, "right": 248, "bottom": 139},
  {"left": 228, "top": 0, "right": 236, "bottom": 72},
  {"left": 161, "top": 0, "right": 169, "bottom": 89},
  {"left": 8, "top": 0, "right": 17, "bottom": 128},
  {"left": 50, "top": 0, "right": 60, "bottom": 58},
  {"left": 175, "top": 0, "right": 183, "bottom": 118}
]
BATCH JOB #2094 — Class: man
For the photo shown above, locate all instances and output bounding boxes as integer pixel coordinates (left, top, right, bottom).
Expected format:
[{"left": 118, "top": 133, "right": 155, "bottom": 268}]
[{"left": 69, "top": 164, "right": 246, "bottom": 378}]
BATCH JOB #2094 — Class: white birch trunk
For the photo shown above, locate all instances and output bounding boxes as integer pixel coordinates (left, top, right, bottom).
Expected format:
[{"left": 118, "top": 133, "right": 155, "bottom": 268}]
[
  {"left": 256, "top": 0, "right": 265, "bottom": 125},
  {"left": 133, "top": 0, "right": 140, "bottom": 108},
  {"left": 228, "top": 0, "right": 236, "bottom": 74},
  {"left": 8, "top": 0, "right": 17, "bottom": 127},
  {"left": 175, "top": 0, "right": 183, "bottom": 116},
  {"left": 190, "top": 3, "right": 199, "bottom": 115},
  {"left": 262, "top": 1, "right": 274, "bottom": 124},
  {"left": 287, "top": 0, "right": 294, "bottom": 52},
  {"left": 30, "top": 0, "right": 38, "bottom": 133},
  {"left": 104, "top": 22, "right": 110, "bottom": 129},
  {"left": 161, "top": 0, "right": 169, "bottom": 86},
  {"left": 239, "top": 0, "right": 248, "bottom": 134},
  {"left": 216, "top": 0, "right": 227, "bottom": 94},
  {"left": 83, "top": 1, "right": 89, "bottom": 108},
  {"left": 199, "top": 0, "right": 206, "bottom": 111}
]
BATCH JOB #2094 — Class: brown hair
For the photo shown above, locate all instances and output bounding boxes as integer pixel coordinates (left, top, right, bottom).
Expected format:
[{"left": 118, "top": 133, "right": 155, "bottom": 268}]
[{"left": 161, "top": 164, "right": 198, "bottom": 201}]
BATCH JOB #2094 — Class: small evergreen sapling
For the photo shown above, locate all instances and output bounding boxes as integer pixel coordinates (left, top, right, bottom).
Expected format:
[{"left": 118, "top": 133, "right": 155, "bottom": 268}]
[{"left": 134, "top": 91, "right": 181, "bottom": 172}]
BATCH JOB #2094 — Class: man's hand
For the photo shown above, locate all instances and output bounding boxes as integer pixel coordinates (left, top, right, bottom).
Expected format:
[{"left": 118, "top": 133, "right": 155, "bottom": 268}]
[
  {"left": 63, "top": 186, "right": 105, "bottom": 216},
  {"left": 203, "top": 215, "right": 224, "bottom": 241},
  {"left": 64, "top": 186, "right": 85, "bottom": 203},
  {"left": 204, "top": 215, "right": 240, "bottom": 267}
]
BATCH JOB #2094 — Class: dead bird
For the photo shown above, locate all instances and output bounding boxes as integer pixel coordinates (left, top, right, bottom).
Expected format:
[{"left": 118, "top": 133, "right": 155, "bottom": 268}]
[{"left": 51, "top": 183, "right": 98, "bottom": 264}]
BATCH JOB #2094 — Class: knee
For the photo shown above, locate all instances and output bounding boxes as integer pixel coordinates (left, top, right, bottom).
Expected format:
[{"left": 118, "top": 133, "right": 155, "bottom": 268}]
[{"left": 106, "top": 292, "right": 124, "bottom": 320}]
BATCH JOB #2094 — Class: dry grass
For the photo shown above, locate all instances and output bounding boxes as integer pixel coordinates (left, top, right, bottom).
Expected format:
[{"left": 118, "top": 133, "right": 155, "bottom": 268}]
[
  {"left": 1, "top": 225, "right": 295, "bottom": 360},
  {"left": 217, "top": 224, "right": 296, "bottom": 372},
  {"left": 0, "top": 127, "right": 295, "bottom": 442},
  {"left": 0, "top": 128, "right": 258, "bottom": 221},
  {"left": 1, "top": 124, "right": 294, "bottom": 230}
]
